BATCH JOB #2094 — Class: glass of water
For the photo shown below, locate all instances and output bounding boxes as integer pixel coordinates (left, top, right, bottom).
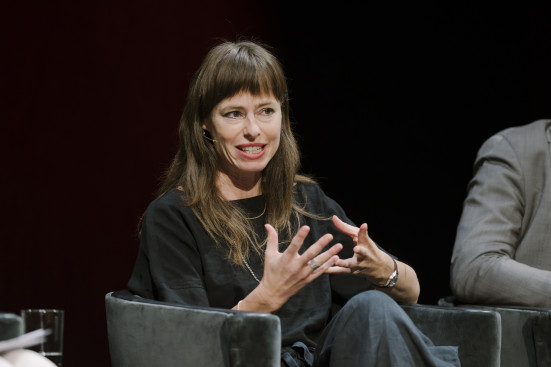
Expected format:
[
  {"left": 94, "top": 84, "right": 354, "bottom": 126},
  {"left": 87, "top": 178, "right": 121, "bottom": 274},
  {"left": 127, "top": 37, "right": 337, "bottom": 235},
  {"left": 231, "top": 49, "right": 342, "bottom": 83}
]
[{"left": 20, "top": 309, "right": 64, "bottom": 367}]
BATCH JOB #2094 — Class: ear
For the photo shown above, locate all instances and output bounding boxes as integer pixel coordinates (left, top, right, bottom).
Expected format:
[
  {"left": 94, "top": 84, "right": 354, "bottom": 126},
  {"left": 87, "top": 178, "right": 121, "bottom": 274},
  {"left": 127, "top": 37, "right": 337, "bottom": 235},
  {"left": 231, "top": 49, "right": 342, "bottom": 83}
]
[{"left": 201, "top": 123, "right": 208, "bottom": 130}]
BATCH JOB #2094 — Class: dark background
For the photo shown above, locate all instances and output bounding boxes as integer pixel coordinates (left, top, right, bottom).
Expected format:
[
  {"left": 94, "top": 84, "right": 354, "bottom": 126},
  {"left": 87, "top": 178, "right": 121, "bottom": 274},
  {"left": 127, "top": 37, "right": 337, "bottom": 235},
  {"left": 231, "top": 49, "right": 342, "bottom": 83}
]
[{"left": 2, "top": 2, "right": 550, "bottom": 366}]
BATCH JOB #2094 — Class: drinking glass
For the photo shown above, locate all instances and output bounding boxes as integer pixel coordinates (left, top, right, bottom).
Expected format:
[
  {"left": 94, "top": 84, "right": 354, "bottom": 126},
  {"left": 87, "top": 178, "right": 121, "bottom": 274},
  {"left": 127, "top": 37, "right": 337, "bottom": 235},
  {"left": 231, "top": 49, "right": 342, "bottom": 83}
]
[{"left": 20, "top": 309, "right": 64, "bottom": 367}]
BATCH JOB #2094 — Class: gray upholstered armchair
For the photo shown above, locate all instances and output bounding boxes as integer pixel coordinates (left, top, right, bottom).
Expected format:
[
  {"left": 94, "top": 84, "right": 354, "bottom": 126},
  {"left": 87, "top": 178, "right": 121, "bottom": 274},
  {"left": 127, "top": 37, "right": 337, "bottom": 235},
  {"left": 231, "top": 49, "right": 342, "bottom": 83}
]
[
  {"left": 105, "top": 290, "right": 502, "bottom": 367},
  {"left": 0, "top": 313, "right": 23, "bottom": 342},
  {"left": 439, "top": 296, "right": 551, "bottom": 367}
]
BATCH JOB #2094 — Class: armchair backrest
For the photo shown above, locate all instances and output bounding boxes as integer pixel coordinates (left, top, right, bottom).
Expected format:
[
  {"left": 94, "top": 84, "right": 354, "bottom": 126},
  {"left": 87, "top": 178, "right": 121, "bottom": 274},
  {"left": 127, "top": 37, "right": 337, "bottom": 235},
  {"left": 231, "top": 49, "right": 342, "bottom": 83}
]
[{"left": 105, "top": 290, "right": 281, "bottom": 367}]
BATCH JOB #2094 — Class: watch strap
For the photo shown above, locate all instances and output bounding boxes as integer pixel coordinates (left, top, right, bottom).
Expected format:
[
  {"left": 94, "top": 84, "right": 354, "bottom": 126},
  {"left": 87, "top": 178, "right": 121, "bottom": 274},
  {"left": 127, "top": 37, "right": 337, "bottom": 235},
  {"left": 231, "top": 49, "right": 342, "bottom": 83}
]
[{"left": 382, "top": 257, "right": 399, "bottom": 288}]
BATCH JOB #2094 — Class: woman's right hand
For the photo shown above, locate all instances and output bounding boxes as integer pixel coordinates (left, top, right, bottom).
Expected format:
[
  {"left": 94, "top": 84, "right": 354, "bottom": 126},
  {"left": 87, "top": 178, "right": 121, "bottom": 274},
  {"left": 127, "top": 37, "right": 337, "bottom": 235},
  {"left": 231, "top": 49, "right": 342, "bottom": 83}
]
[{"left": 235, "top": 224, "right": 342, "bottom": 313}]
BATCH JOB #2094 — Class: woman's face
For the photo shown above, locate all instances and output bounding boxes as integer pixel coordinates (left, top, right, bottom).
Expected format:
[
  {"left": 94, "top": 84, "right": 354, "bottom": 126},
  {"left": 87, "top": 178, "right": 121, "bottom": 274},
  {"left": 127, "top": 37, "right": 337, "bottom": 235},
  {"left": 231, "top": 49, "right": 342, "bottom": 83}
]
[{"left": 205, "top": 91, "right": 282, "bottom": 180}]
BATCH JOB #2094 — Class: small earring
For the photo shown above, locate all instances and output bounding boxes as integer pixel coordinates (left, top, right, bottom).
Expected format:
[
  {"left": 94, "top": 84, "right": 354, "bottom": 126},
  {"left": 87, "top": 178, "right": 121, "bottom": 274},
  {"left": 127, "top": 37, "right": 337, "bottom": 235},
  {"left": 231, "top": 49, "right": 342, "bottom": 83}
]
[{"left": 203, "top": 130, "right": 217, "bottom": 142}]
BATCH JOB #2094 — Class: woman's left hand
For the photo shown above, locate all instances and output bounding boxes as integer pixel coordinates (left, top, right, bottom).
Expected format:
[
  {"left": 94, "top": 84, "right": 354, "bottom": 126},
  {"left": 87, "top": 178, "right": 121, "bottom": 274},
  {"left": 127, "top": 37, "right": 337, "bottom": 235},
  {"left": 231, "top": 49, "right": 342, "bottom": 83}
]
[
  {"left": 326, "top": 215, "right": 397, "bottom": 287},
  {"left": 326, "top": 215, "right": 420, "bottom": 304}
]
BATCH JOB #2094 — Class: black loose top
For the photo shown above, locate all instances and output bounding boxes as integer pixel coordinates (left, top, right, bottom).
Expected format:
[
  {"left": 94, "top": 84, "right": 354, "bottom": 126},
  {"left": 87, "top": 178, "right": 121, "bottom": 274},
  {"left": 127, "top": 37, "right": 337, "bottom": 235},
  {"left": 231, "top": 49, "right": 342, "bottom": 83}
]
[{"left": 128, "top": 182, "right": 383, "bottom": 348}]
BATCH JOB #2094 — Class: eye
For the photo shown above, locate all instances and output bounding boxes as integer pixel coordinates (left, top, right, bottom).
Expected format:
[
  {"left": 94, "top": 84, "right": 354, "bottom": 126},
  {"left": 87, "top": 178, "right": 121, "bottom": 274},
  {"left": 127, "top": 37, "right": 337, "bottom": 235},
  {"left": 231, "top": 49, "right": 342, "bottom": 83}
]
[
  {"left": 260, "top": 107, "right": 275, "bottom": 116},
  {"left": 224, "top": 111, "right": 243, "bottom": 119}
]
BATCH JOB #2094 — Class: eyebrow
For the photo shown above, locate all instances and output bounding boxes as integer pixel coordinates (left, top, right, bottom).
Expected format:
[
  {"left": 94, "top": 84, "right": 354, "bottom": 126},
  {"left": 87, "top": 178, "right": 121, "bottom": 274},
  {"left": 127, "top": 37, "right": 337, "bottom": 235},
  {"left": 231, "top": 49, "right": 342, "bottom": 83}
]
[{"left": 221, "top": 100, "right": 278, "bottom": 109}]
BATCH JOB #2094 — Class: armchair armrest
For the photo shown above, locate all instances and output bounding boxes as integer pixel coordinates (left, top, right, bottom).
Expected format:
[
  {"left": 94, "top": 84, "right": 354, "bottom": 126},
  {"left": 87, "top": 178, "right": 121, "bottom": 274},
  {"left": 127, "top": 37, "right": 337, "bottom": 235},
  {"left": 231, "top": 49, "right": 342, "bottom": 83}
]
[
  {"left": 401, "top": 304, "right": 501, "bottom": 367},
  {"left": 0, "top": 313, "right": 23, "bottom": 341},
  {"left": 105, "top": 290, "right": 281, "bottom": 367},
  {"left": 438, "top": 296, "right": 551, "bottom": 367}
]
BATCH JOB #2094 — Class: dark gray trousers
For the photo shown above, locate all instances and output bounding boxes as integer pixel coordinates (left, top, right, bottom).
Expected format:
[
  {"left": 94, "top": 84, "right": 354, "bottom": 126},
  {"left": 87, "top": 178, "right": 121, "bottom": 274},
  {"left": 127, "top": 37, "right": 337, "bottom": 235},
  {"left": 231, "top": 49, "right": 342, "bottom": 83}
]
[{"left": 311, "top": 290, "right": 461, "bottom": 367}]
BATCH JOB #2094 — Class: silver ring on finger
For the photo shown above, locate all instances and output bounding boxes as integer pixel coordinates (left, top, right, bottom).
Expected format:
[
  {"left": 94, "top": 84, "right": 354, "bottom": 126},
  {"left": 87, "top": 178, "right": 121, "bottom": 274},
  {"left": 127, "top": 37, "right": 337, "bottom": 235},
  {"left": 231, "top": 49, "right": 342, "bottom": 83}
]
[{"left": 308, "top": 259, "right": 320, "bottom": 270}]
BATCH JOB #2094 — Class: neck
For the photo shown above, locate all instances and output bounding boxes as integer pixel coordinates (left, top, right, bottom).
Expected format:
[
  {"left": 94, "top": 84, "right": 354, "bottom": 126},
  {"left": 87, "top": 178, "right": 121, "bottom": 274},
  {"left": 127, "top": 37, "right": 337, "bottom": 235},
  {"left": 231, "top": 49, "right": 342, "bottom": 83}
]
[{"left": 216, "top": 172, "right": 262, "bottom": 200}]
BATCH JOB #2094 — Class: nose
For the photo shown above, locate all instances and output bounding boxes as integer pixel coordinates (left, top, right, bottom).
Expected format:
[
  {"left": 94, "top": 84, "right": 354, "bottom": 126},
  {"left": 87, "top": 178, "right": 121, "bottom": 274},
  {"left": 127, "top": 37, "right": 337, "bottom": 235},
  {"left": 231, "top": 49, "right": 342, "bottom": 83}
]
[{"left": 243, "top": 116, "right": 261, "bottom": 138}]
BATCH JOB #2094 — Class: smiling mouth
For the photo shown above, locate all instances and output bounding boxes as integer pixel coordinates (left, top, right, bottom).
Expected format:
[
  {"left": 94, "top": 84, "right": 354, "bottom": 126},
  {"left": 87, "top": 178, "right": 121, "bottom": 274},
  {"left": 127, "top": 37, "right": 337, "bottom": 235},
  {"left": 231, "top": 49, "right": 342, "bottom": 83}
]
[{"left": 238, "top": 146, "right": 265, "bottom": 154}]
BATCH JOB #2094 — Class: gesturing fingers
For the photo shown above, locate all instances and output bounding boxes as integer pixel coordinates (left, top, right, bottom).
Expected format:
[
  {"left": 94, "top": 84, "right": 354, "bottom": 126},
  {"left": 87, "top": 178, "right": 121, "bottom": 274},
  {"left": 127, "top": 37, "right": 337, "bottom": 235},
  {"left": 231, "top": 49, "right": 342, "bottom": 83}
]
[
  {"left": 266, "top": 223, "right": 344, "bottom": 283},
  {"left": 285, "top": 227, "right": 343, "bottom": 277},
  {"left": 264, "top": 224, "right": 280, "bottom": 256},
  {"left": 358, "top": 223, "right": 369, "bottom": 241},
  {"left": 306, "top": 239, "right": 342, "bottom": 269},
  {"left": 284, "top": 225, "right": 311, "bottom": 257},
  {"left": 332, "top": 215, "right": 361, "bottom": 238},
  {"left": 301, "top": 232, "right": 334, "bottom": 261},
  {"left": 325, "top": 264, "right": 353, "bottom": 274}
]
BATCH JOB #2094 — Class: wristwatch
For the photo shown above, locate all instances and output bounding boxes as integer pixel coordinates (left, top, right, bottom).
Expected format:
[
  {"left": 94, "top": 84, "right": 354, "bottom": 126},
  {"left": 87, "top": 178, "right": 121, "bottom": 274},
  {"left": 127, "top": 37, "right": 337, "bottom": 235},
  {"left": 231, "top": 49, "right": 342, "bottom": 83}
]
[{"left": 383, "top": 258, "right": 399, "bottom": 288}]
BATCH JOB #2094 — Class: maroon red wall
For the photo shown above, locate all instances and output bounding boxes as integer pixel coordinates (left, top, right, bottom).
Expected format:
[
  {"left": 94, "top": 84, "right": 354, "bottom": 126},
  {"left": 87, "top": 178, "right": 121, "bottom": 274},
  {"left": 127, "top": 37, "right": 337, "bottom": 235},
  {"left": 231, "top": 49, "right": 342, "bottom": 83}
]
[{"left": 1, "top": 2, "right": 279, "bottom": 365}]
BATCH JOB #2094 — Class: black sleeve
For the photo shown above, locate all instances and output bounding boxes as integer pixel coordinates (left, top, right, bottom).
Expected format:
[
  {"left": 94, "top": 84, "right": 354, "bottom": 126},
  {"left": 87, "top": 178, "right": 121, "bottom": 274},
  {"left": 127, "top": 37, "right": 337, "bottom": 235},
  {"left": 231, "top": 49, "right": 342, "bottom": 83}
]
[{"left": 127, "top": 192, "right": 210, "bottom": 306}]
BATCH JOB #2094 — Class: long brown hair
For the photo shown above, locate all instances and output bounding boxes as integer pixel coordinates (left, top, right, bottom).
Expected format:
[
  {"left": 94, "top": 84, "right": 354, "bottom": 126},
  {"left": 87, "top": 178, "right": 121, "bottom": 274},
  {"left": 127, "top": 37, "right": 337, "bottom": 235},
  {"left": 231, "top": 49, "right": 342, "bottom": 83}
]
[{"left": 157, "top": 39, "right": 317, "bottom": 265}]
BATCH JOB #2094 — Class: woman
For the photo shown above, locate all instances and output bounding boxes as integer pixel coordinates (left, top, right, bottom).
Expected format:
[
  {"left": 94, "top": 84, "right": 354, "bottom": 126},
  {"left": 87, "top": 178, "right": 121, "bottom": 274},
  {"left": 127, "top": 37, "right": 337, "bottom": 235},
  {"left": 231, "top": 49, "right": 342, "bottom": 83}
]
[{"left": 127, "top": 39, "right": 460, "bottom": 366}]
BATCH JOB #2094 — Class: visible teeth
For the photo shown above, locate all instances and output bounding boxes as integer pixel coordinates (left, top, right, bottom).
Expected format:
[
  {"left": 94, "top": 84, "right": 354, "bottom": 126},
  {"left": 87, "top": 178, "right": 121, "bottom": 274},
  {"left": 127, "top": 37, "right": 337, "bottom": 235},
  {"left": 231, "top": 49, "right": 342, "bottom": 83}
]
[{"left": 241, "top": 146, "right": 262, "bottom": 153}]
